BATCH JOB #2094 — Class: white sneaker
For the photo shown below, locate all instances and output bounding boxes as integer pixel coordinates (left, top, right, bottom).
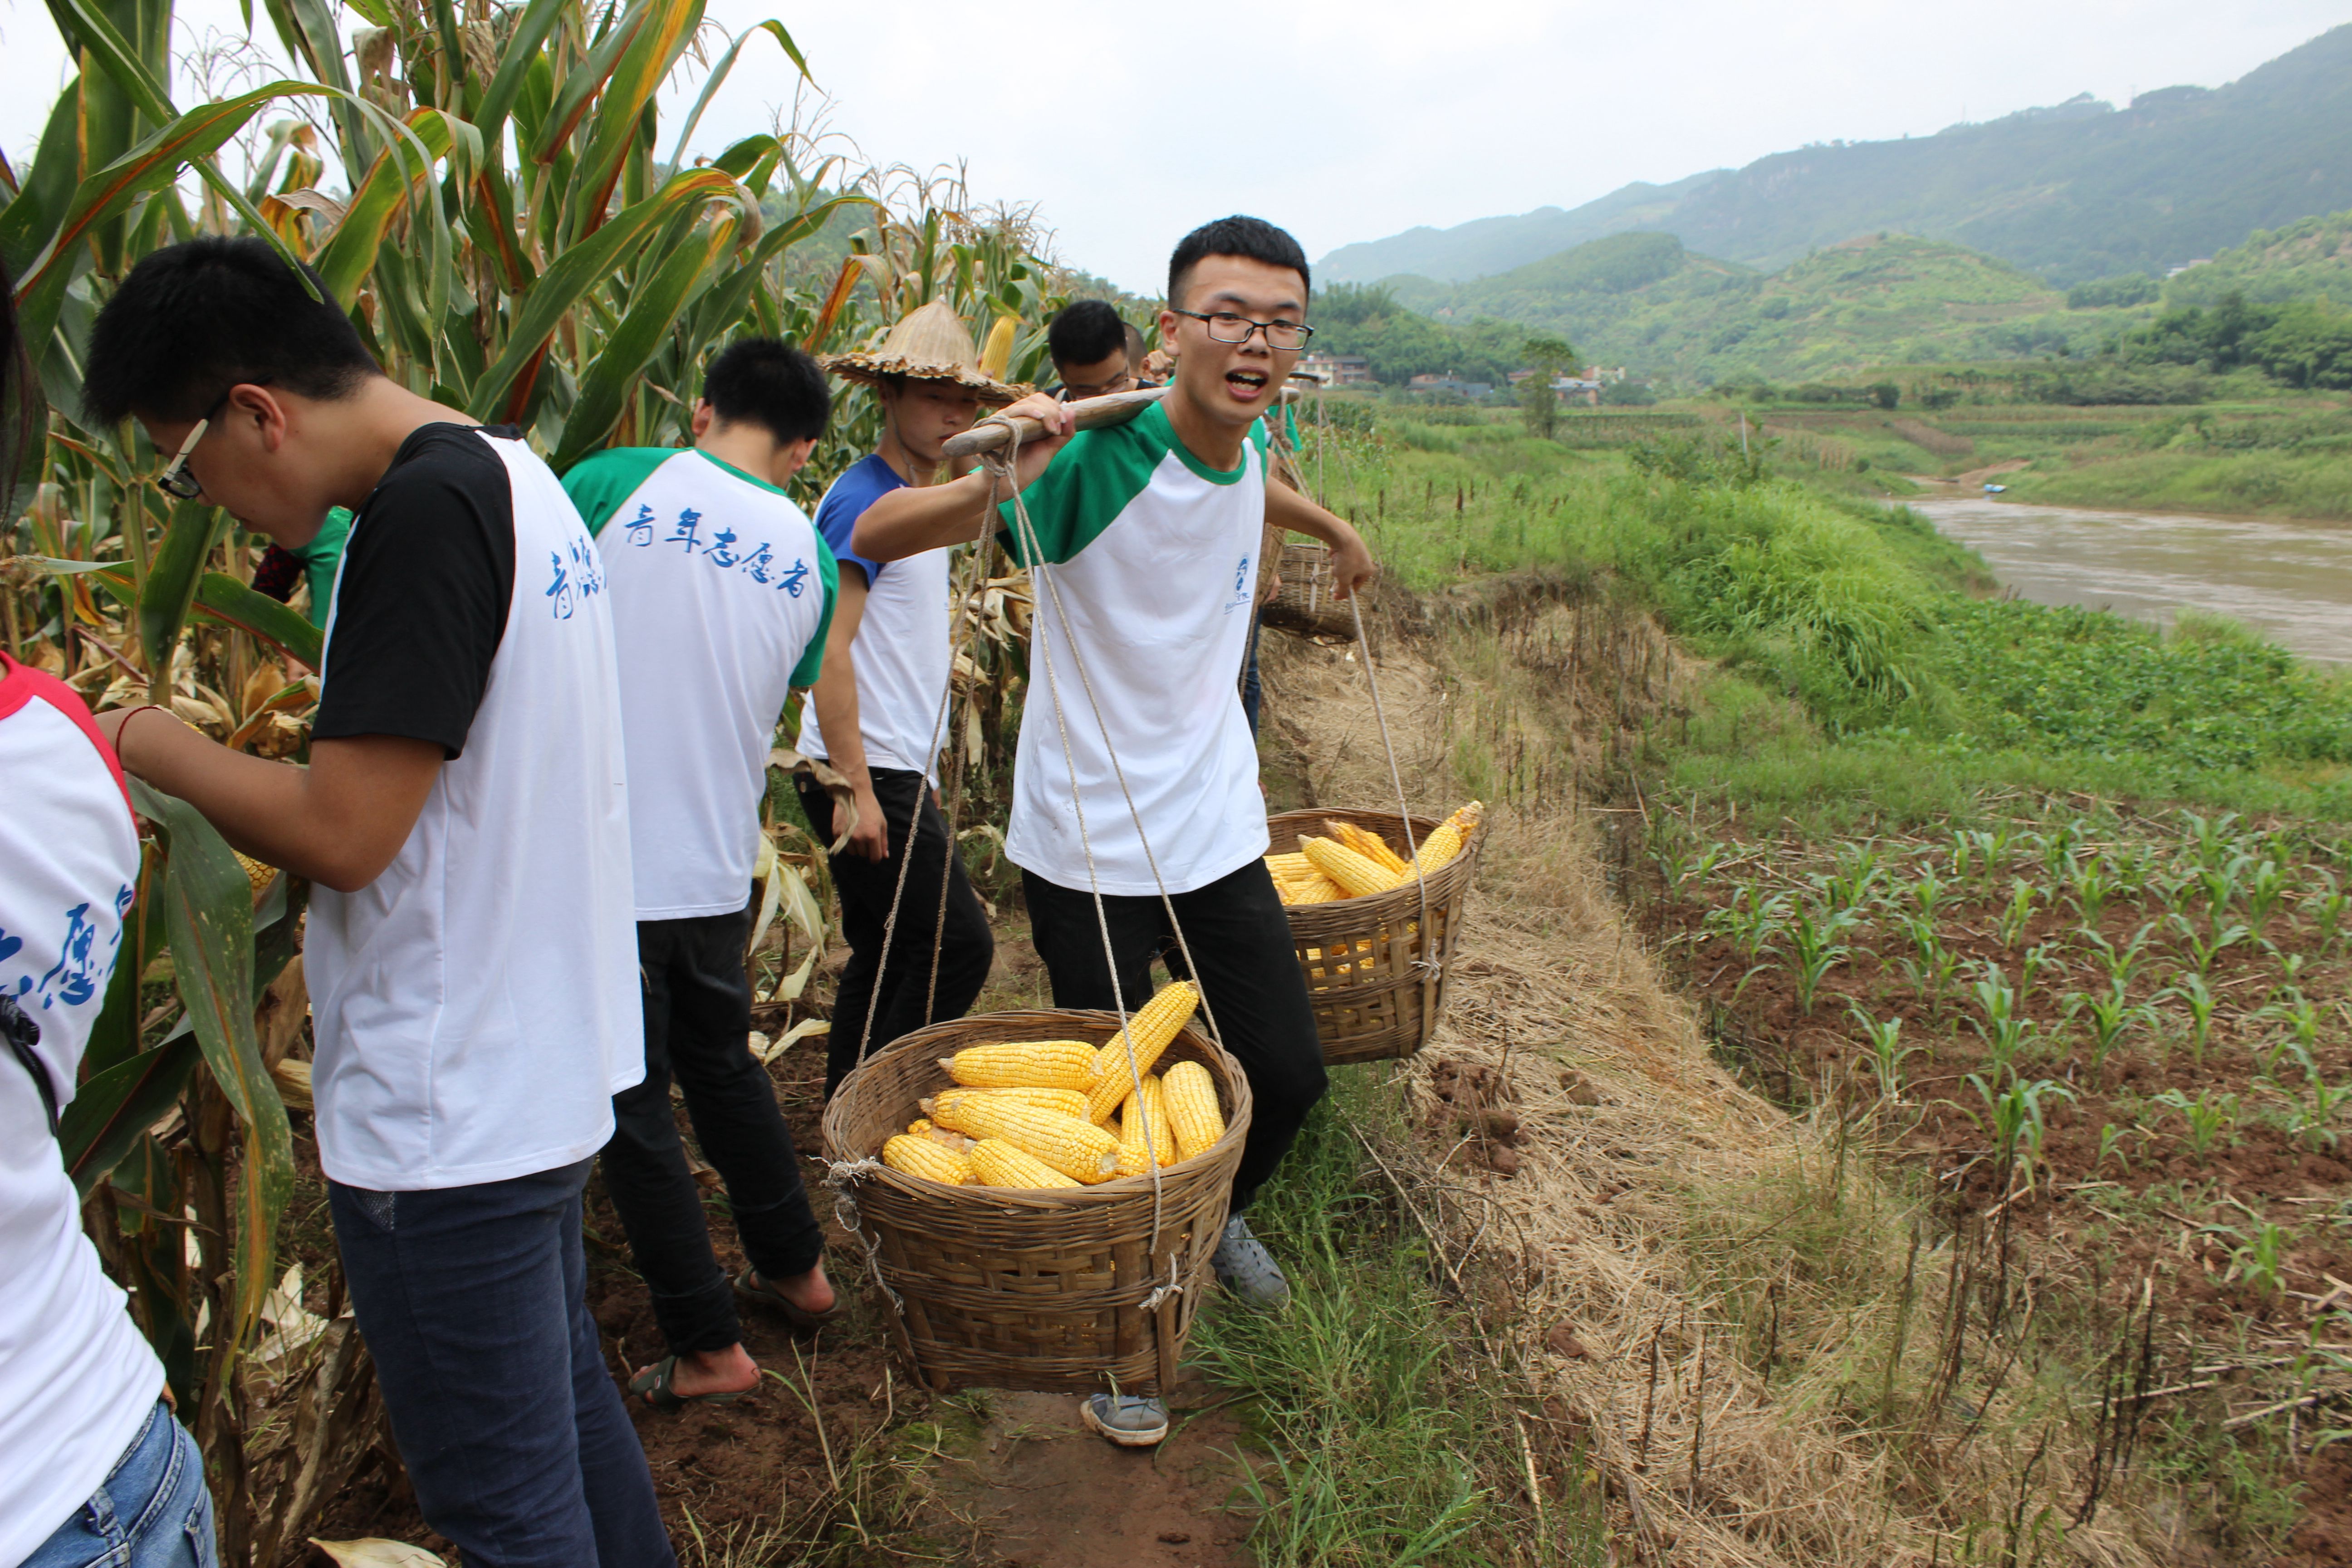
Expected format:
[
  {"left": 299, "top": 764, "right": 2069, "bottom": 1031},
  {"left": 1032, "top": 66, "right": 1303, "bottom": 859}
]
[
  {"left": 1210, "top": 1213, "right": 1292, "bottom": 1309},
  {"left": 1082, "top": 1393, "right": 1170, "bottom": 1447}
]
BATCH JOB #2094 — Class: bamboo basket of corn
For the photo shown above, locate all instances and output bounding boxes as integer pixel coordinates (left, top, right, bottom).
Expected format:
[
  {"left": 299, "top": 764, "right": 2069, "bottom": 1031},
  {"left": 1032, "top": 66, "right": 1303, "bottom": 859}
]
[
  {"left": 1259, "top": 540, "right": 1357, "bottom": 639},
  {"left": 1269, "top": 808, "right": 1484, "bottom": 1064},
  {"left": 820, "top": 1009, "right": 1252, "bottom": 1396}
]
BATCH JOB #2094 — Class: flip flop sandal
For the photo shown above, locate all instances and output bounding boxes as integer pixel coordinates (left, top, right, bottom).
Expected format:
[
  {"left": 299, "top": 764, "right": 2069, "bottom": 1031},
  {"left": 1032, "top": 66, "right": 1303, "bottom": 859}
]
[
  {"left": 733, "top": 1266, "right": 850, "bottom": 1333},
  {"left": 629, "top": 1354, "right": 749, "bottom": 1412}
]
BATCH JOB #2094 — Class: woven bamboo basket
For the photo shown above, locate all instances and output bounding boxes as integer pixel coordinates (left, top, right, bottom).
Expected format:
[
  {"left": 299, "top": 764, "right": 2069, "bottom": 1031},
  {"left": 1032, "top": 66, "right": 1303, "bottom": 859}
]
[
  {"left": 1271, "top": 808, "right": 1483, "bottom": 1065},
  {"left": 1259, "top": 540, "right": 1356, "bottom": 639},
  {"left": 819, "top": 1009, "right": 1253, "bottom": 1396}
]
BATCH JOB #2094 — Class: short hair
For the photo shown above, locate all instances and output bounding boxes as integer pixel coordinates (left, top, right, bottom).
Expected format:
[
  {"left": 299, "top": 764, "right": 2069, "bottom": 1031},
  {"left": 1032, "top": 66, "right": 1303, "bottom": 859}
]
[
  {"left": 1047, "top": 300, "right": 1126, "bottom": 369},
  {"left": 83, "top": 237, "right": 378, "bottom": 426},
  {"left": 1122, "top": 322, "right": 1147, "bottom": 366},
  {"left": 1167, "top": 216, "right": 1310, "bottom": 310},
  {"left": 702, "top": 337, "right": 829, "bottom": 445}
]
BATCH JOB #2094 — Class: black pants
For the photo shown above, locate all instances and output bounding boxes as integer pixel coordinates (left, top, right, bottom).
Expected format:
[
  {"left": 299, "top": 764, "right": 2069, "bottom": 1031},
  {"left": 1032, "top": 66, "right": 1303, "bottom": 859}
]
[
  {"left": 1021, "top": 859, "right": 1326, "bottom": 1210},
  {"left": 796, "top": 767, "right": 995, "bottom": 1094},
  {"left": 599, "top": 904, "right": 825, "bottom": 1358}
]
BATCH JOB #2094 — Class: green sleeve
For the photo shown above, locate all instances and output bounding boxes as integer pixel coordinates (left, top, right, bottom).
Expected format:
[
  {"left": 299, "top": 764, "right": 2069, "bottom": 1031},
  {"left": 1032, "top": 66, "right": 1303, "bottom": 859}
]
[
  {"left": 995, "top": 425, "right": 1160, "bottom": 567},
  {"left": 298, "top": 507, "right": 354, "bottom": 627},
  {"left": 562, "top": 447, "right": 676, "bottom": 537},
  {"left": 1283, "top": 403, "right": 1299, "bottom": 446},
  {"left": 790, "top": 537, "right": 838, "bottom": 689}
]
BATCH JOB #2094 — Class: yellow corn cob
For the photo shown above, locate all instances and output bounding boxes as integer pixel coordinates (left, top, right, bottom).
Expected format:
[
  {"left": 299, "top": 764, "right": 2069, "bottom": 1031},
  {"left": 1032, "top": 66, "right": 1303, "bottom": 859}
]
[
  {"left": 1300, "top": 836, "right": 1404, "bottom": 898},
  {"left": 940, "top": 1039, "right": 1097, "bottom": 1091},
  {"left": 882, "top": 1134, "right": 973, "bottom": 1185},
  {"left": 234, "top": 852, "right": 276, "bottom": 901},
  {"left": 1083, "top": 980, "right": 1200, "bottom": 1123},
  {"left": 907, "top": 1117, "right": 933, "bottom": 1135},
  {"left": 1161, "top": 1060, "right": 1225, "bottom": 1160},
  {"left": 1115, "top": 1075, "right": 1177, "bottom": 1176},
  {"left": 1275, "top": 869, "right": 1346, "bottom": 905},
  {"left": 967, "top": 1137, "right": 1081, "bottom": 1190},
  {"left": 1265, "top": 851, "right": 1315, "bottom": 875},
  {"left": 929, "top": 1096, "right": 1121, "bottom": 1182},
  {"left": 978, "top": 314, "right": 1018, "bottom": 379},
  {"left": 1413, "top": 801, "right": 1485, "bottom": 872},
  {"left": 1326, "top": 819, "right": 1409, "bottom": 876},
  {"left": 931, "top": 1086, "right": 1089, "bottom": 1122}
]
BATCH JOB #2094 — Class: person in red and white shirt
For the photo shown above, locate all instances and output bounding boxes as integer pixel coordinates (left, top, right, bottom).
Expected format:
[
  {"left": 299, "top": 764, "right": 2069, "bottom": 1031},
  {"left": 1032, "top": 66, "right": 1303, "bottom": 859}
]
[{"left": 2, "top": 652, "right": 221, "bottom": 1568}]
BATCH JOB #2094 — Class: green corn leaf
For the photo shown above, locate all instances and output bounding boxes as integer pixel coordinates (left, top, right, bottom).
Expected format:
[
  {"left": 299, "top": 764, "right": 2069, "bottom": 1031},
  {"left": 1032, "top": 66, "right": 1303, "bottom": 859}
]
[
  {"left": 473, "top": 0, "right": 566, "bottom": 144},
  {"left": 0, "top": 74, "right": 90, "bottom": 281},
  {"left": 193, "top": 571, "right": 325, "bottom": 671},
  {"left": 256, "top": 0, "right": 371, "bottom": 172},
  {"left": 531, "top": 0, "right": 651, "bottom": 166},
  {"left": 131, "top": 778, "right": 292, "bottom": 1357},
  {"left": 62, "top": 1023, "right": 201, "bottom": 1196},
  {"left": 137, "top": 504, "right": 227, "bottom": 691},
  {"left": 313, "top": 108, "right": 461, "bottom": 309},
  {"left": 468, "top": 167, "right": 745, "bottom": 423},
  {"left": 662, "top": 21, "right": 810, "bottom": 175},
  {"left": 551, "top": 213, "right": 735, "bottom": 470},
  {"left": 15, "top": 83, "right": 327, "bottom": 324},
  {"left": 565, "top": 0, "right": 704, "bottom": 240}
]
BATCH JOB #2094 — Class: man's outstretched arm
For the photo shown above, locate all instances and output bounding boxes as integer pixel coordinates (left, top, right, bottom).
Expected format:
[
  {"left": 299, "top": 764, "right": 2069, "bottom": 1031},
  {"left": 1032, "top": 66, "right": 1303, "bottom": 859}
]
[
  {"left": 853, "top": 394, "right": 1074, "bottom": 564},
  {"left": 1265, "top": 482, "right": 1377, "bottom": 598}
]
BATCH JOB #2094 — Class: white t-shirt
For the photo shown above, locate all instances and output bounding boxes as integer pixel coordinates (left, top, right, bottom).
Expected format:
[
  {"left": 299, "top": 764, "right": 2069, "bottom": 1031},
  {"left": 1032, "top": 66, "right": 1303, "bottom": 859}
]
[
  {"left": 795, "top": 455, "right": 958, "bottom": 783},
  {"left": 307, "top": 428, "right": 643, "bottom": 1192},
  {"left": 997, "top": 401, "right": 1269, "bottom": 896},
  {"left": 564, "top": 447, "right": 838, "bottom": 920},
  {"left": 0, "top": 655, "right": 162, "bottom": 1566}
]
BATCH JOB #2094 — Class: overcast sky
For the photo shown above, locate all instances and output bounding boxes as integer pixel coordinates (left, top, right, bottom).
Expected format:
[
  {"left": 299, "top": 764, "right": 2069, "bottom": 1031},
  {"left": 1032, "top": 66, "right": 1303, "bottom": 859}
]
[{"left": 5, "top": 0, "right": 2349, "bottom": 294}]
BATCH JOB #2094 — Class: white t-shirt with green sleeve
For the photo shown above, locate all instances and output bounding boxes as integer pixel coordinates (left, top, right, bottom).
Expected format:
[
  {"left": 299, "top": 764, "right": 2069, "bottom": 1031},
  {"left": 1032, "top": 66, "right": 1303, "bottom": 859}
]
[
  {"left": 568, "top": 447, "right": 837, "bottom": 920},
  {"left": 998, "top": 401, "right": 1268, "bottom": 897}
]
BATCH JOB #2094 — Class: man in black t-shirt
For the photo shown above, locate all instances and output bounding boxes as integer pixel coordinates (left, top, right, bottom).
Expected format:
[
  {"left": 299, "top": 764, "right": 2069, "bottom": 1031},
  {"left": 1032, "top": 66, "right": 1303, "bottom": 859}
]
[{"left": 85, "top": 239, "right": 673, "bottom": 1568}]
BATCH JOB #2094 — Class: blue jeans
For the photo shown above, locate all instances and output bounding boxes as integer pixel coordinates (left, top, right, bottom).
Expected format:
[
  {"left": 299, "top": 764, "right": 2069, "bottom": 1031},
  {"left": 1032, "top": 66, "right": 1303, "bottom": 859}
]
[
  {"left": 328, "top": 1159, "right": 676, "bottom": 1568},
  {"left": 24, "top": 1400, "right": 217, "bottom": 1568}
]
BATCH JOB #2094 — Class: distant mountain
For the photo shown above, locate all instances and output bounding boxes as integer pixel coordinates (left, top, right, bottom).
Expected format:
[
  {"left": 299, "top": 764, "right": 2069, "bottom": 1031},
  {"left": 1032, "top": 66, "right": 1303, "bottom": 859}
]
[
  {"left": 1386, "top": 231, "right": 2126, "bottom": 384},
  {"left": 2166, "top": 209, "right": 2352, "bottom": 311},
  {"left": 1320, "top": 24, "right": 2352, "bottom": 288},
  {"left": 1315, "top": 172, "right": 1724, "bottom": 285}
]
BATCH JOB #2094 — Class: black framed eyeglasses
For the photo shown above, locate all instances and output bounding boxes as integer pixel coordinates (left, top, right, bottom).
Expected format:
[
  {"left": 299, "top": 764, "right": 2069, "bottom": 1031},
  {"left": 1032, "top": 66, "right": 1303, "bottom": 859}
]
[
  {"left": 1170, "top": 308, "right": 1313, "bottom": 350},
  {"left": 155, "top": 390, "right": 234, "bottom": 500}
]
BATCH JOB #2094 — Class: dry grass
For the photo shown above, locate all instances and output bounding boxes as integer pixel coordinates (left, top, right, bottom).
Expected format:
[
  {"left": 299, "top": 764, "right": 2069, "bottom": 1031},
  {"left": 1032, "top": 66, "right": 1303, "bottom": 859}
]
[{"left": 1256, "top": 582, "right": 2179, "bottom": 1568}]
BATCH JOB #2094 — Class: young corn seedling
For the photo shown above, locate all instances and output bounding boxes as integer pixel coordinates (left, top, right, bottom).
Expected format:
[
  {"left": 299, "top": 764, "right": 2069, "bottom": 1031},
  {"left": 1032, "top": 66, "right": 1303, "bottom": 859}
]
[
  {"left": 1896, "top": 917, "right": 1960, "bottom": 1014},
  {"left": 1967, "top": 964, "right": 2035, "bottom": 1080},
  {"left": 1968, "top": 1073, "right": 2075, "bottom": 1186},
  {"left": 1706, "top": 887, "right": 1792, "bottom": 967},
  {"left": 1904, "top": 865, "right": 1950, "bottom": 921},
  {"left": 2244, "top": 858, "right": 2291, "bottom": 932},
  {"left": 2160, "top": 971, "right": 2223, "bottom": 1064},
  {"left": 1997, "top": 877, "right": 2041, "bottom": 948},
  {"left": 2064, "top": 852, "right": 2116, "bottom": 928},
  {"left": 2167, "top": 912, "right": 2250, "bottom": 979},
  {"left": 2209, "top": 1220, "right": 2289, "bottom": 1296},
  {"left": 2196, "top": 854, "right": 2252, "bottom": 926},
  {"left": 2154, "top": 1087, "right": 2238, "bottom": 1164},
  {"left": 1787, "top": 900, "right": 1859, "bottom": 1014},
  {"left": 1847, "top": 1002, "right": 1921, "bottom": 1103},
  {"left": 2304, "top": 869, "right": 2347, "bottom": 952},
  {"left": 2068, "top": 981, "right": 2154, "bottom": 1076},
  {"left": 2017, "top": 939, "right": 2063, "bottom": 996},
  {"left": 2304, "top": 1076, "right": 2352, "bottom": 1151},
  {"left": 1821, "top": 843, "right": 1884, "bottom": 911},
  {"left": 2094, "top": 1121, "right": 2141, "bottom": 1175},
  {"left": 2080, "top": 922, "right": 2159, "bottom": 992},
  {"left": 2181, "top": 808, "right": 2244, "bottom": 871}
]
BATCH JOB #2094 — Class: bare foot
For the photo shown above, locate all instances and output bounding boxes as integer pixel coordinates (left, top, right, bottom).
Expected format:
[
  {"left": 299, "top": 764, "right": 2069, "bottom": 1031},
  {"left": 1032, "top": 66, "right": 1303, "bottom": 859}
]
[
  {"left": 748, "top": 1259, "right": 837, "bottom": 1317},
  {"left": 638, "top": 1343, "right": 759, "bottom": 1405}
]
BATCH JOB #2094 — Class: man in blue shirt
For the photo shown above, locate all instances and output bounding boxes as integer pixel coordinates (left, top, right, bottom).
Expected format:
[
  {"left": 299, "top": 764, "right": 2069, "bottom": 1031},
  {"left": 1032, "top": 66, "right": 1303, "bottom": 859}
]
[{"left": 794, "top": 303, "right": 1018, "bottom": 1092}]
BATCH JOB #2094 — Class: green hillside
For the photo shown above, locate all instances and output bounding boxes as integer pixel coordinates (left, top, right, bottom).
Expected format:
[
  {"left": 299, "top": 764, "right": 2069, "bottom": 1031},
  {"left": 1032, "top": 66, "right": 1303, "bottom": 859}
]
[
  {"left": 2166, "top": 209, "right": 2352, "bottom": 310},
  {"left": 1388, "top": 232, "right": 2141, "bottom": 384},
  {"left": 1321, "top": 24, "right": 2352, "bottom": 288}
]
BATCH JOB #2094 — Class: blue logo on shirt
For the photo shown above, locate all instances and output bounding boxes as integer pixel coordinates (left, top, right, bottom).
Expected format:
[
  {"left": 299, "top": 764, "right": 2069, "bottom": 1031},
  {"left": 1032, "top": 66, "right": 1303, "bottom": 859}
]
[{"left": 1225, "top": 554, "right": 1252, "bottom": 614}]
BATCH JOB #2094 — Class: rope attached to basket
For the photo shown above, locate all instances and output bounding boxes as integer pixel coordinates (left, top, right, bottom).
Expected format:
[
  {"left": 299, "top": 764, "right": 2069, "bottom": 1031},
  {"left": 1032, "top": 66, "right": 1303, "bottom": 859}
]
[
  {"left": 1346, "top": 569, "right": 1440, "bottom": 983},
  {"left": 822, "top": 1156, "right": 904, "bottom": 1314}
]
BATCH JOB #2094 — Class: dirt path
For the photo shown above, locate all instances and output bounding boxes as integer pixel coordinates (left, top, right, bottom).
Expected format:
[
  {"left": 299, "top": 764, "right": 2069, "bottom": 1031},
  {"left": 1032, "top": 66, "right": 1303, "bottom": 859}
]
[{"left": 911, "top": 1388, "right": 1257, "bottom": 1567}]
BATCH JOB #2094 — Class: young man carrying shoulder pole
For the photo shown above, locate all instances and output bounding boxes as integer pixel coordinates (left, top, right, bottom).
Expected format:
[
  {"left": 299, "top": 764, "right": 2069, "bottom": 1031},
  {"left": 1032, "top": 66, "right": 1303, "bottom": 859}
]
[
  {"left": 561, "top": 339, "right": 846, "bottom": 1411},
  {"left": 83, "top": 239, "right": 672, "bottom": 1567},
  {"left": 854, "top": 216, "right": 1375, "bottom": 1450},
  {"left": 795, "top": 303, "right": 1008, "bottom": 1093}
]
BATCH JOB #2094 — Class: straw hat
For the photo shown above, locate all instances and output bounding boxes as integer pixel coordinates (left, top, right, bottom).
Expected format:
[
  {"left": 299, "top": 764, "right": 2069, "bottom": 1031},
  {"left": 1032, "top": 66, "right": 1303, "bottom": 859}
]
[{"left": 821, "top": 299, "right": 1026, "bottom": 405}]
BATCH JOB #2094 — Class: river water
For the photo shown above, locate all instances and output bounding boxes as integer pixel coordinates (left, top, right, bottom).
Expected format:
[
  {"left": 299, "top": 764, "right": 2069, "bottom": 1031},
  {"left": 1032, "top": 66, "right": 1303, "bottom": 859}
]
[{"left": 1903, "top": 495, "right": 2352, "bottom": 666}]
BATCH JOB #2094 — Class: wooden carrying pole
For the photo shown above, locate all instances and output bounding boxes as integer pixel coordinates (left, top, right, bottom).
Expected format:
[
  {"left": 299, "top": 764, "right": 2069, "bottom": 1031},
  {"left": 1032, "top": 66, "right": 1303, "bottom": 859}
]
[
  {"left": 941, "top": 387, "right": 1166, "bottom": 459},
  {"left": 940, "top": 384, "right": 1302, "bottom": 460}
]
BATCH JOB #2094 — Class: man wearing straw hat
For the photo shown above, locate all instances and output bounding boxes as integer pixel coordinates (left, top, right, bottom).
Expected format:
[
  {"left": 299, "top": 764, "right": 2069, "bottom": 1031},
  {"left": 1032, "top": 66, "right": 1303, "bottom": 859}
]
[
  {"left": 795, "top": 301, "right": 1011, "bottom": 1093},
  {"left": 853, "top": 216, "right": 1375, "bottom": 1449}
]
